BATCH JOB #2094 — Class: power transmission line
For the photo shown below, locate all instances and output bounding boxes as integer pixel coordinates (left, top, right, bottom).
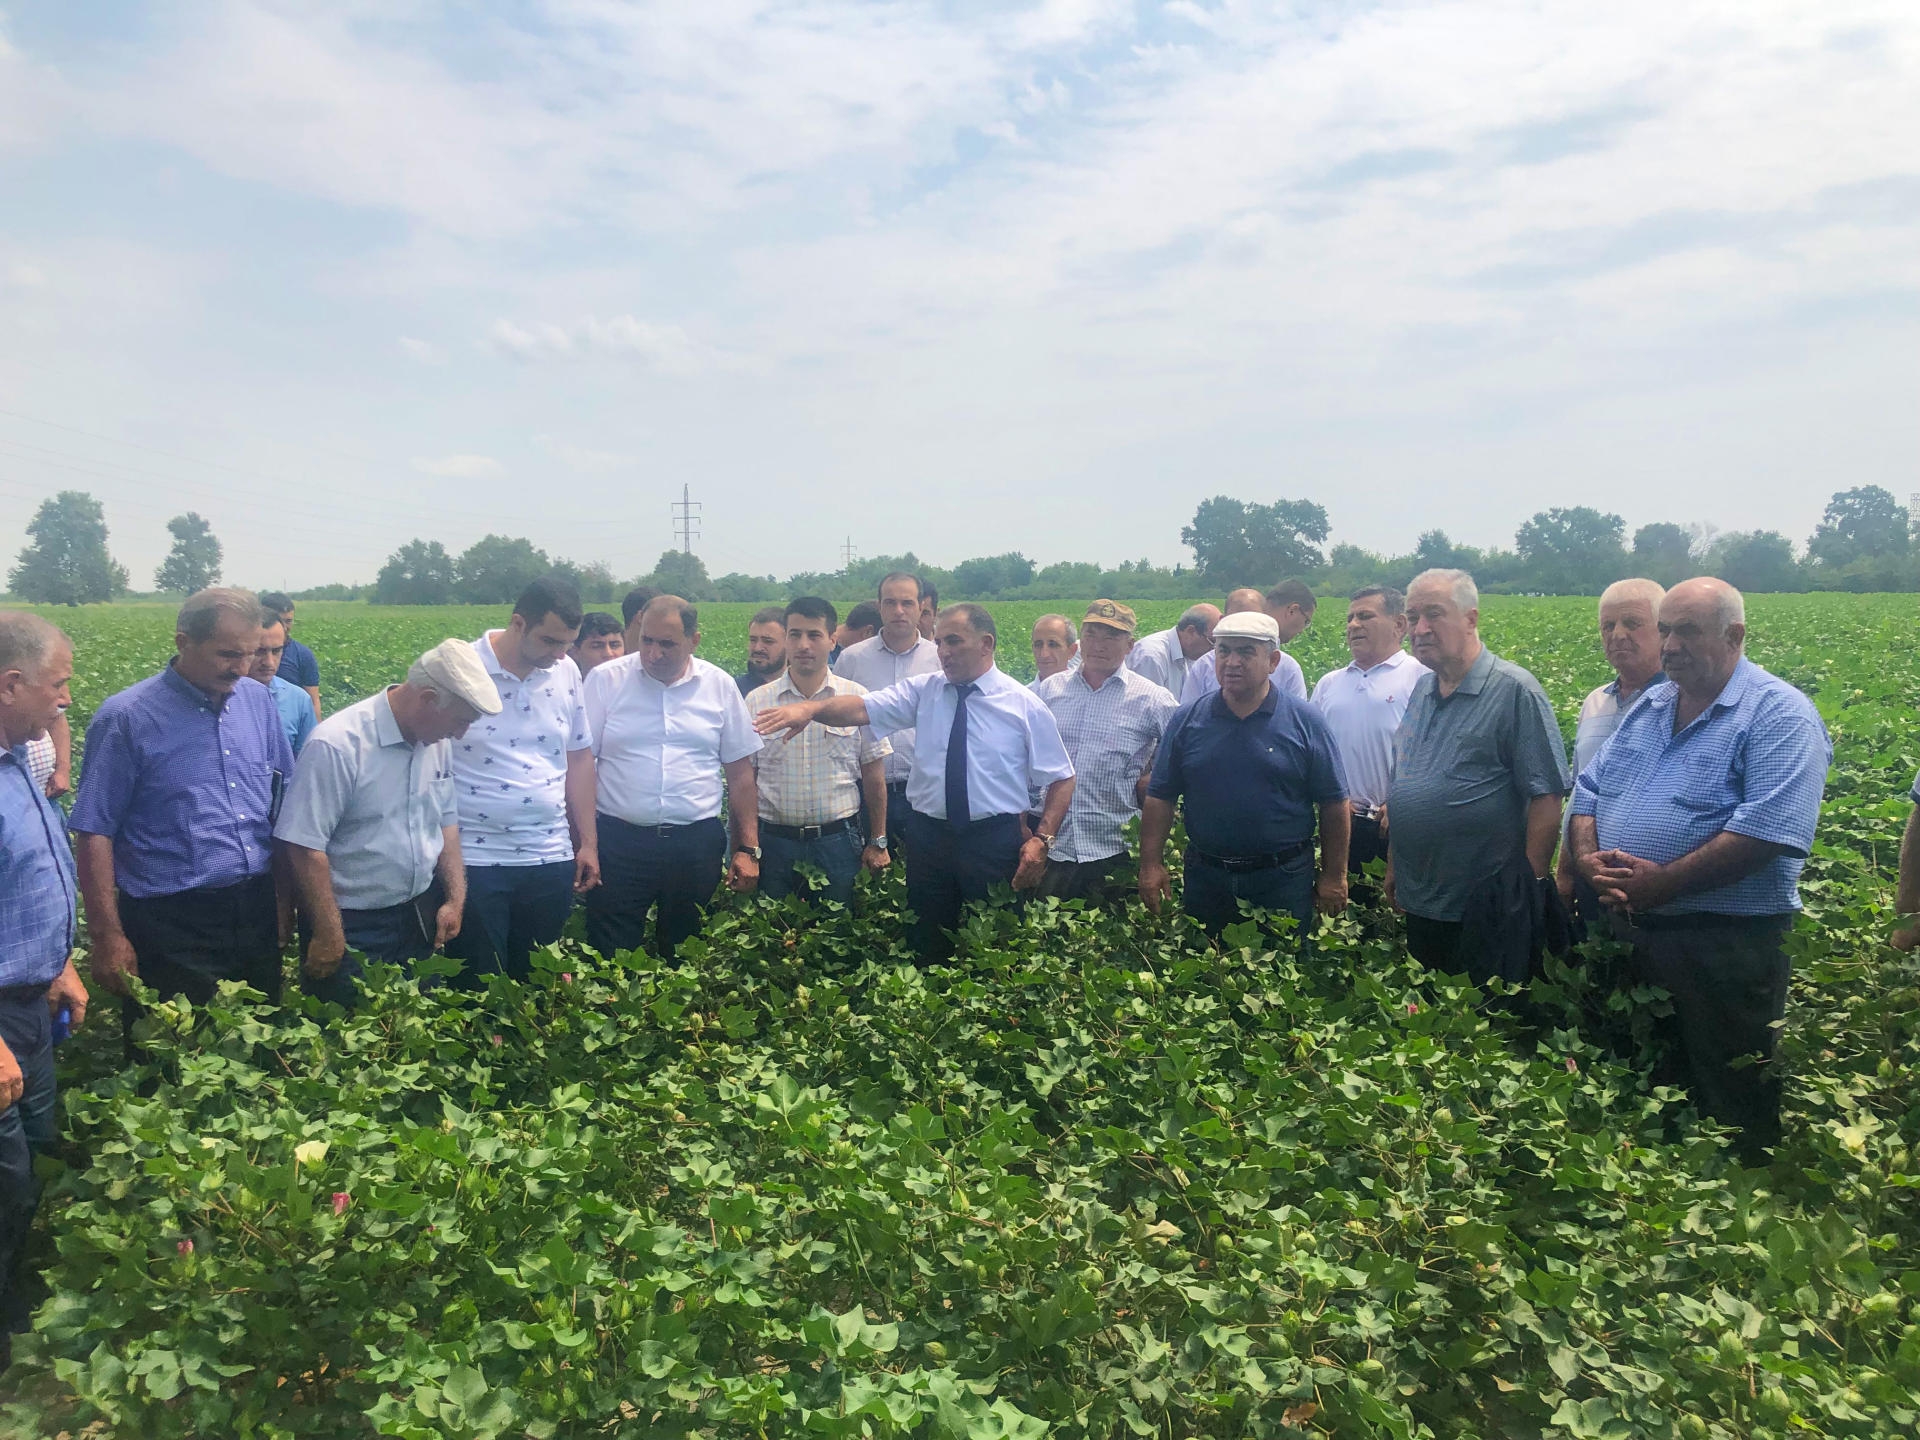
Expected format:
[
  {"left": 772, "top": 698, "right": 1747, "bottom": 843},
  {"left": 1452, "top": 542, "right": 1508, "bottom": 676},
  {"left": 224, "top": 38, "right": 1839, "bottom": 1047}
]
[
  {"left": 839, "top": 535, "right": 859, "bottom": 569},
  {"left": 671, "top": 484, "right": 701, "bottom": 555}
]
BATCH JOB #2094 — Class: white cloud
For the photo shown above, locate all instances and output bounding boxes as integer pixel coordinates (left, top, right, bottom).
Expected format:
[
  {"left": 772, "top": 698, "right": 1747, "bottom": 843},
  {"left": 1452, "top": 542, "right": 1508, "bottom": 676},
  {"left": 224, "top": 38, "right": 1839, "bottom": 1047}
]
[
  {"left": 4, "top": 262, "right": 46, "bottom": 290},
  {"left": 396, "top": 335, "right": 439, "bottom": 363},
  {"left": 411, "top": 453, "right": 503, "bottom": 478},
  {"left": 488, "top": 314, "right": 708, "bottom": 374}
]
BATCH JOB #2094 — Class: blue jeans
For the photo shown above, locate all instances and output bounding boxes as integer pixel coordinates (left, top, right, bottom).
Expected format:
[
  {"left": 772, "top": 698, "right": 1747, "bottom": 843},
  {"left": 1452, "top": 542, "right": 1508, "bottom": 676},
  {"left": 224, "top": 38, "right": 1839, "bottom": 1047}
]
[
  {"left": 585, "top": 815, "right": 725, "bottom": 958},
  {"left": 1182, "top": 849, "right": 1314, "bottom": 937},
  {"left": 448, "top": 861, "right": 575, "bottom": 983},
  {"left": 760, "top": 827, "right": 864, "bottom": 907},
  {"left": 903, "top": 811, "right": 1023, "bottom": 962},
  {"left": 0, "top": 985, "right": 57, "bottom": 1332},
  {"left": 304, "top": 890, "right": 437, "bottom": 1008}
]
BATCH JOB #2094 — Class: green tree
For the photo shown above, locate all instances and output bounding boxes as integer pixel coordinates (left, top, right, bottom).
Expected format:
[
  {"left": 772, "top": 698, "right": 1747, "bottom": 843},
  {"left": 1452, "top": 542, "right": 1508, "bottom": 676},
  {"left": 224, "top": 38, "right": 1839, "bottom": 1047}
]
[
  {"left": 1031, "top": 561, "right": 1103, "bottom": 596},
  {"left": 1514, "top": 507, "right": 1628, "bottom": 594},
  {"left": 154, "top": 511, "right": 224, "bottom": 594},
  {"left": 7, "top": 490, "right": 130, "bottom": 605},
  {"left": 950, "top": 552, "right": 1035, "bottom": 598},
  {"left": 642, "top": 549, "right": 717, "bottom": 601},
  {"left": 1409, "top": 530, "right": 1465, "bottom": 574},
  {"left": 1707, "top": 531, "right": 1803, "bottom": 593},
  {"left": 1630, "top": 523, "right": 1695, "bottom": 588},
  {"left": 1181, "top": 497, "right": 1329, "bottom": 589},
  {"left": 713, "top": 572, "right": 782, "bottom": 603},
  {"left": 1807, "top": 486, "right": 1910, "bottom": 570},
  {"left": 374, "top": 539, "right": 458, "bottom": 605},
  {"left": 456, "top": 535, "right": 551, "bottom": 605},
  {"left": 551, "top": 558, "right": 619, "bottom": 601}
]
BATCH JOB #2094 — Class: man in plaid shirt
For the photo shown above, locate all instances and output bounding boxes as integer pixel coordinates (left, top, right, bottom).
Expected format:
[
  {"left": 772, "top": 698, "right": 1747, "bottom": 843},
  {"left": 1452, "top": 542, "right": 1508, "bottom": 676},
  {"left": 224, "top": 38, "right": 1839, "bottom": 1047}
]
[{"left": 1031, "top": 601, "right": 1179, "bottom": 903}]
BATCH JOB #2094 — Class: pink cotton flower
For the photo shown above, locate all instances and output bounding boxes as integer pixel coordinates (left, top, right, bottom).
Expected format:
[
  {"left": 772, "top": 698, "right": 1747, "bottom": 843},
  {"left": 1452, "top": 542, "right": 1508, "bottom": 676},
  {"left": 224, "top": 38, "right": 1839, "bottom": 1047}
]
[
  {"left": 561, "top": 973, "right": 573, "bottom": 984},
  {"left": 1565, "top": 1056, "right": 1579, "bottom": 1074},
  {"left": 332, "top": 1192, "right": 351, "bottom": 1217},
  {"left": 177, "top": 1238, "right": 194, "bottom": 1256},
  {"left": 1405, "top": 1002, "right": 1419, "bottom": 1015},
  {"left": 491, "top": 1034, "right": 503, "bottom": 1047}
]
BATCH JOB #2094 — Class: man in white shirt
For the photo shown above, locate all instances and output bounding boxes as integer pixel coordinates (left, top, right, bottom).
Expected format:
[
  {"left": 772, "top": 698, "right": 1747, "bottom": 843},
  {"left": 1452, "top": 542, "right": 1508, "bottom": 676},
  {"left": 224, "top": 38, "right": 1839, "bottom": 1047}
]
[
  {"left": 1029, "top": 615, "right": 1078, "bottom": 685},
  {"left": 758, "top": 603, "right": 1075, "bottom": 961},
  {"left": 275, "top": 639, "right": 502, "bottom": 1007},
  {"left": 447, "top": 576, "right": 598, "bottom": 984},
  {"left": 1553, "top": 577, "right": 1666, "bottom": 916},
  {"left": 581, "top": 595, "right": 762, "bottom": 958},
  {"left": 1125, "top": 604, "right": 1218, "bottom": 698},
  {"left": 832, "top": 571, "right": 940, "bottom": 847},
  {"left": 1033, "top": 600, "right": 1178, "bottom": 902},
  {"left": 744, "top": 598, "right": 891, "bottom": 906},
  {"left": 1181, "top": 582, "right": 1312, "bottom": 704},
  {"left": 1310, "top": 585, "right": 1423, "bottom": 886}
]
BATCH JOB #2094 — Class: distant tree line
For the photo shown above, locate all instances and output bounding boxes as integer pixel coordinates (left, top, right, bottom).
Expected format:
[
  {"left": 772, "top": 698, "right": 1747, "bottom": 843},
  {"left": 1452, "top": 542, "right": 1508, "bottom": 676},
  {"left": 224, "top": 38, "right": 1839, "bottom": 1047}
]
[{"left": 7, "top": 485, "right": 1916, "bottom": 605}]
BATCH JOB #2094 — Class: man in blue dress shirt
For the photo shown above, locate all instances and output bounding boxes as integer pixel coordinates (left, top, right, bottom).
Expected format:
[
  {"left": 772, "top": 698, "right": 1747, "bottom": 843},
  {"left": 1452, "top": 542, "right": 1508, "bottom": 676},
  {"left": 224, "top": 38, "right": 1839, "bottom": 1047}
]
[
  {"left": 261, "top": 591, "right": 321, "bottom": 721},
  {"left": 73, "top": 589, "right": 295, "bottom": 1049},
  {"left": 250, "top": 609, "right": 317, "bottom": 757},
  {"left": 1141, "top": 611, "right": 1351, "bottom": 937},
  {"left": 1569, "top": 578, "right": 1831, "bottom": 1160},
  {"left": 757, "top": 602, "right": 1075, "bottom": 961},
  {"left": 0, "top": 614, "right": 90, "bottom": 1358}
]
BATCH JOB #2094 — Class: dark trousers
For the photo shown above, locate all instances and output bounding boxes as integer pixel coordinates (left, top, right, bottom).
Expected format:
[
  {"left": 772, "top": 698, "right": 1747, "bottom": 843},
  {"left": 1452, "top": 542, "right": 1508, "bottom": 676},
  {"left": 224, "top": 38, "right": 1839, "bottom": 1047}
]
[
  {"left": 585, "top": 815, "right": 725, "bottom": 959},
  {"left": 448, "top": 861, "right": 576, "bottom": 983},
  {"left": 1404, "top": 913, "right": 1466, "bottom": 971},
  {"left": 1182, "top": 849, "right": 1314, "bottom": 936},
  {"left": 1034, "top": 854, "right": 1122, "bottom": 904},
  {"left": 1622, "top": 912, "right": 1794, "bottom": 1161},
  {"left": 904, "top": 811, "right": 1023, "bottom": 961},
  {"left": 304, "top": 888, "right": 440, "bottom": 1008},
  {"left": 1349, "top": 813, "right": 1387, "bottom": 901},
  {"left": 117, "top": 872, "right": 282, "bottom": 1056},
  {"left": 760, "top": 826, "right": 864, "bottom": 907},
  {"left": 875, "top": 781, "right": 918, "bottom": 856},
  {"left": 0, "top": 986, "right": 56, "bottom": 1333}
]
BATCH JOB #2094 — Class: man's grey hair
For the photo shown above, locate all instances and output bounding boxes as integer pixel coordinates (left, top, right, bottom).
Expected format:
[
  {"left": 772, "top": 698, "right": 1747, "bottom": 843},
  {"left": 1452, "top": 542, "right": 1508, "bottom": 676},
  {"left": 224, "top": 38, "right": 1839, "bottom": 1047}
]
[
  {"left": 0, "top": 612, "right": 66, "bottom": 679},
  {"left": 1350, "top": 585, "right": 1406, "bottom": 620},
  {"left": 1408, "top": 568, "right": 1478, "bottom": 613},
  {"left": 1033, "top": 613, "right": 1076, "bottom": 643},
  {"left": 178, "top": 587, "right": 263, "bottom": 644},
  {"left": 1711, "top": 583, "right": 1746, "bottom": 632},
  {"left": 1598, "top": 578, "right": 1665, "bottom": 616},
  {"left": 1175, "top": 605, "right": 1214, "bottom": 634}
]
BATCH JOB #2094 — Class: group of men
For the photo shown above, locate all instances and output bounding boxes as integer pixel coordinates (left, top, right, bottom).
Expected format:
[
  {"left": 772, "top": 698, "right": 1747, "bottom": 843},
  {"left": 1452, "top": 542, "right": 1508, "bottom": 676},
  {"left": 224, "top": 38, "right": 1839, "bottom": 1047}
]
[{"left": 0, "top": 557, "right": 1880, "bottom": 1350}]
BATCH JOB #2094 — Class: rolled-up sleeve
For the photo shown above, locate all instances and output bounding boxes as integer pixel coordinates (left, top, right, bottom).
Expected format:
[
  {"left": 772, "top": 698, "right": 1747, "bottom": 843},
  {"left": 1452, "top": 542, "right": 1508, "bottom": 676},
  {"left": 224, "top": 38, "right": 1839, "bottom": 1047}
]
[
  {"left": 69, "top": 709, "right": 134, "bottom": 838},
  {"left": 273, "top": 738, "right": 354, "bottom": 852},
  {"left": 1725, "top": 703, "right": 1830, "bottom": 857}
]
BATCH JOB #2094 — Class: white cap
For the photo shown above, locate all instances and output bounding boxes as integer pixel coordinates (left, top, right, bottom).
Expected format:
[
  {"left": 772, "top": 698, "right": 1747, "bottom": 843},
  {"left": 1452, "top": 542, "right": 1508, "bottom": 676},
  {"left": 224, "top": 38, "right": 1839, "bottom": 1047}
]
[
  {"left": 1211, "top": 612, "right": 1281, "bottom": 646},
  {"left": 414, "top": 639, "right": 503, "bottom": 715}
]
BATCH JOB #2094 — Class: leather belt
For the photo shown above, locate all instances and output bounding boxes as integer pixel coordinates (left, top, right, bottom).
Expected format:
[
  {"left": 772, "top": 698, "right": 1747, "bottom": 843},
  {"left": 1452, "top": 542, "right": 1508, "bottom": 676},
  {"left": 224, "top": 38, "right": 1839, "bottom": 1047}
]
[
  {"left": 1188, "top": 840, "right": 1311, "bottom": 872},
  {"left": 762, "top": 816, "right": 860, "bottom": 841}
]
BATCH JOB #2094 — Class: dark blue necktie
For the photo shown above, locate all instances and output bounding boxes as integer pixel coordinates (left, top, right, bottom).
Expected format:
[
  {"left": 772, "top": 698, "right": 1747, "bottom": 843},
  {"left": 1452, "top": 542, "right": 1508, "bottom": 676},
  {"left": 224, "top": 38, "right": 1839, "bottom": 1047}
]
[{"left": 946, "top": 682, "right": 977, "bottom": 825}]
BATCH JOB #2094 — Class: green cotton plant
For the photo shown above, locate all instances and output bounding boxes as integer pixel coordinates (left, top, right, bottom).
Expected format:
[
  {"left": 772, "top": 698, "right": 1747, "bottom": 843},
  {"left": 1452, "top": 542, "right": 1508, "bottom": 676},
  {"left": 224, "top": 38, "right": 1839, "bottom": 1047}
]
[{"left": 4, "top": 592, "right": 1919, "bottom": 1438}]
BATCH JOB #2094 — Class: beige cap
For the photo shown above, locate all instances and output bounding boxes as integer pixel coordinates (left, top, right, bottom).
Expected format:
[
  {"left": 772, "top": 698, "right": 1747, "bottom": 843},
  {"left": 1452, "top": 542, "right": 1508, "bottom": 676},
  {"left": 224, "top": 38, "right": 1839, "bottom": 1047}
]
[
  {"left": 414, "top": 638, "right": 503, "bottom": 715},
  {"left": 1210, "top": 612, "right": 1281, "bottom": 646},
  {"left": 1080, "top": 598, "right": 1138, "bottom": 635}
]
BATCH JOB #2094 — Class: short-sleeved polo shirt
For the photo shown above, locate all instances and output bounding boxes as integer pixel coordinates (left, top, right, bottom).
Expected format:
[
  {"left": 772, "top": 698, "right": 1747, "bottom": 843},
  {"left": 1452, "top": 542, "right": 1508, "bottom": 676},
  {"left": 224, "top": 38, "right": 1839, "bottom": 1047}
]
[
  {"left": 1310, "top": 649, "right": 1424, "bottom": 809},
  {"left": 1387, "top": 645, "right": 1570, "bottom": 922},
  {"left": 1570, "top": 660, "right": 1831, "bottom": 917},
  {"left": 1148, "top": 684, "right": 1348, "bottom": 856},
  {"left": 277, "top": 636, "right": 320, "bottom": 690},
  {"left": 452, "top": 636, "right": 592, "bottom": 865},
  {"left": 273, "top": 689, "right": 457, "bottom": 911}
]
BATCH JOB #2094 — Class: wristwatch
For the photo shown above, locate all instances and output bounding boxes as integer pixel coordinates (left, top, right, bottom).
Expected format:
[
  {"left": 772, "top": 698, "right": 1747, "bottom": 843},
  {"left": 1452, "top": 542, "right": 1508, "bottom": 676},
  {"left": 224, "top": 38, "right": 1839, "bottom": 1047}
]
[
  {"left": 736, "top": 845, "right": 762, "bottom": 862},
  {"left": 1035, "top": 832, "right": 1056, "bottom": 852},
  {"left": 871, "top": 834, "right": 889, "bottom": 851}
]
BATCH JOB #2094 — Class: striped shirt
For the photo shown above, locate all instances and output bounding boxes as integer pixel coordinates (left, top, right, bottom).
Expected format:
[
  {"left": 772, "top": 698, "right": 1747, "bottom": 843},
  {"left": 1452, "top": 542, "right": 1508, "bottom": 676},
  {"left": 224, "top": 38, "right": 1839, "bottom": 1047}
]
[
  {"left": 1570, "top": 660, "right": 1830, "bottom": 917},
  {"left": 0, "top": 743, "right": 76, "bottom": 987},
  {"left": 1033, "top": 666, "right": 1179, "bottom": 862},
  {"left": 745, "top": 671, "right": 891, "bottom": 827}
]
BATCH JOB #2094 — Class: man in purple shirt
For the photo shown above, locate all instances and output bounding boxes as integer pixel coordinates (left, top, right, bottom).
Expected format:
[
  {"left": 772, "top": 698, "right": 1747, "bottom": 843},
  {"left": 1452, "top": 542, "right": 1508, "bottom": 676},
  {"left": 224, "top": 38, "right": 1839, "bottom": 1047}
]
[{"left": 72, "top": 588, "right": 295, "bottom": 1052}]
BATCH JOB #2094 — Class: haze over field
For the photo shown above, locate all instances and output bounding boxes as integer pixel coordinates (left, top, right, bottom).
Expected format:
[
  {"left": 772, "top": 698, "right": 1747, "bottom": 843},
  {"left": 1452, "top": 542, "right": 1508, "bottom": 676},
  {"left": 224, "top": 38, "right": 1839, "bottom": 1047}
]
[{"left": 2, "top": 2, "right": 1916, "bottom": 588}]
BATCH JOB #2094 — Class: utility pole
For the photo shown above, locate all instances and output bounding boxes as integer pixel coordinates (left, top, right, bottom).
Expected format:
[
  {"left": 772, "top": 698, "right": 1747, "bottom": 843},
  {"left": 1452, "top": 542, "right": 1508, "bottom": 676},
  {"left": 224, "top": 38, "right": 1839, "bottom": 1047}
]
[{"left": 671, "top": 483, "right": 701, "bottom": 555}]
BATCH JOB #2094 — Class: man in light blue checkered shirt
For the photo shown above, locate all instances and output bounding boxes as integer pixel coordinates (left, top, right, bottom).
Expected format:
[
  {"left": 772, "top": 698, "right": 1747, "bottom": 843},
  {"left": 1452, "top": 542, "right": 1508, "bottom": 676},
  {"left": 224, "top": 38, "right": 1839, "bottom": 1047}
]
[
  {"left": 1569, "top": 578, "right": 1831, "bottom": 1161},
  {"left": 0, "top": 613, "right": 91, "bottom": 1358}
]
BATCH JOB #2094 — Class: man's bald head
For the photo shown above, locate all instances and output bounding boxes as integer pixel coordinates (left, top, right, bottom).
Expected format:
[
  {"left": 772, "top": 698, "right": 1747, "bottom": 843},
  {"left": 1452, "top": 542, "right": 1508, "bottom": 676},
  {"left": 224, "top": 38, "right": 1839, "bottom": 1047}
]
[
  {"left": 1223, "top": 587, "right": 1264, "bottom": 615},
  {"left": 1659, "top": 577, "right": 1746, "bottom": 698}
]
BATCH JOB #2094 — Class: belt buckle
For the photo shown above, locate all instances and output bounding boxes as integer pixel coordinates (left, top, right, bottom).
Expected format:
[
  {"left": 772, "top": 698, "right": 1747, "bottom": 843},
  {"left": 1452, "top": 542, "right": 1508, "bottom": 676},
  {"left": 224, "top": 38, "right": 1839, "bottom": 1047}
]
[
  {"left": 654, "top": 824, "right": 676, "bottom": 837},
  {"left": 799, "top": 824, "right": 823, "bottom": 840}
]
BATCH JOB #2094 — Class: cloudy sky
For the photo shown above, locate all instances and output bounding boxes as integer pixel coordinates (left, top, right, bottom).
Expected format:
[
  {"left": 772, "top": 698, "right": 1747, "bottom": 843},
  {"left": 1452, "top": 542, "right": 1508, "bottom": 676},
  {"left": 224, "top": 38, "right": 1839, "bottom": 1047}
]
[{"left": 1, "top": 1, "right": 1915, "bottom": 591}]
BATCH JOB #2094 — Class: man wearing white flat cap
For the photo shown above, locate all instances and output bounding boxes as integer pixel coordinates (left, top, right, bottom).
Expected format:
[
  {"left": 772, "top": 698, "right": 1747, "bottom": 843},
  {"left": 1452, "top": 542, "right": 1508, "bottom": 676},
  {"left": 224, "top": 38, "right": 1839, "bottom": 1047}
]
[
  {"left": 1142, "top": 610, "right": 1351, "bottom": 937},
  {"left": 275, "top": 638, "right": 503, "bottom": 1005}
]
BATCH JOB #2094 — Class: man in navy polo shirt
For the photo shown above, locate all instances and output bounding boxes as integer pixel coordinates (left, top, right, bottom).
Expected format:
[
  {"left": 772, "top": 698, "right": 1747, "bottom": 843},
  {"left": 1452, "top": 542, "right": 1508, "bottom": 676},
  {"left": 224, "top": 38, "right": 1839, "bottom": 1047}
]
[
  {"left": 1140, "top": 611, "right": 1350, "bottom": 937},
  {"left": 1570, "top": 577, "right": 1830, "bottom": 1160}
]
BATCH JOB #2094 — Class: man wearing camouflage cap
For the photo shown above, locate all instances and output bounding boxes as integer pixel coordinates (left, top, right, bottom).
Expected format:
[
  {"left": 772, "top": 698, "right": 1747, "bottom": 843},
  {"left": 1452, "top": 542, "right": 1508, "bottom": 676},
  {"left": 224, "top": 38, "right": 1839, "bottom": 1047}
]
[
  {"left": 275, "top": 638, "right": 502, "bottom": 1005},
  {"left": 1031, "top": 601, "right": 1179, "bottom": 902}
]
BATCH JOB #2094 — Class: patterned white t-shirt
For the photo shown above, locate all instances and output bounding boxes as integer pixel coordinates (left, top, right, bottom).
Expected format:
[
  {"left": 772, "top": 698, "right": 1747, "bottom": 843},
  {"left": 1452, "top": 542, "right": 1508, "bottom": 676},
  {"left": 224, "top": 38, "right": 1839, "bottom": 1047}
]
[{"left": 450, "top": 634, "right": 592, "bottom": 865}]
